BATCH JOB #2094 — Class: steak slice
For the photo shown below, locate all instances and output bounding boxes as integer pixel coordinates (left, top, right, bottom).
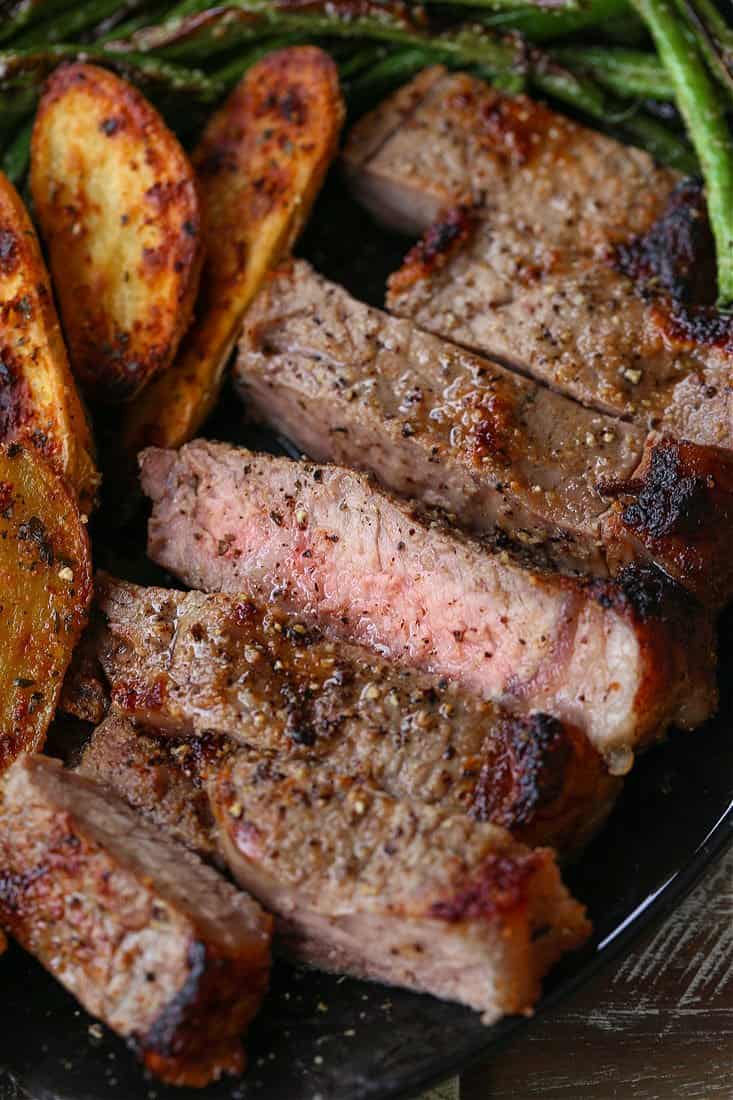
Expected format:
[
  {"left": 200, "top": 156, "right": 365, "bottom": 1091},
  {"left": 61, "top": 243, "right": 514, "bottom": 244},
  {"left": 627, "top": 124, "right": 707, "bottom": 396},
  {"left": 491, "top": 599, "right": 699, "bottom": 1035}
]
[
  {"left": 386, "top": 207, "right": 730, "bottom": 439},
  {"left": 63, "top": 575, "right": 617, "bottom": 853},
  {"left": 345, "top": 70, "right": 733, "bottom": 446},
  {"left": 78, "top": 714, "right": 224, "bottom": 860},
  {"left": 234, "top": 261, "right": 733, "bottom": 603},
  {"left": 140, "top": 441, "right": 716, "bottom": 772},
  {"left": 212, "top": 752, "right": 590, "bottom": 1023},
  {"left": 343, "top": 67, "right": 675, "bottom": 243},
  {"left": 0, "top": 754, "right": 271, "bottom": 1086}
]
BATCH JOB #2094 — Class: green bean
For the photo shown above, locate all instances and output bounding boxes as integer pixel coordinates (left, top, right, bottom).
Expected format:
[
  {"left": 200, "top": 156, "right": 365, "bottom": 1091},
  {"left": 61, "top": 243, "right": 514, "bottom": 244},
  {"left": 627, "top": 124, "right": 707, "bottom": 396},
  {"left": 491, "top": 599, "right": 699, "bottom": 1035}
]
[
  {"left": 674, "top": 0, "right": 733, "bottom": 105},
  {"left": 534, "top": 51, "right": 695, "bottom": 169},
  {"left": 530, "top": 56, "right": 608, "bottom": 113},
  {"left": 421, "top": 0, "right": 580, "bottom": 9},
  {"left": 0, "top": 44, "right": 224, "bottom": 101},
  {"left": 613, "top": 106, "right": 697, "bottom": 170},
  {"left": 413, "top": 25, "right": 525, "bottom": 89},
  {"left": 338, "top": 45, "right": 389, "bottom": 80},
  {"left": 554, "top": 46, "right": 675, "bottom": 98},
  {"left": 106, "top": 9, "right": 262, "bottom": 62},
  {"left": 98, "top": 0, "right": 659, "bottom": 120},
  {"left": 94, "top": 2, "right": 180, "bottom": 43},
  {"left": 0, "top": 0, "right": 69, "bottom": 45},
  {"left": 345, "top": 44, "right": 589, "bottom": 106},
  {"left": 476, "top": 0, "right": 639, "bottom": 42},
  {"left": 633, "top": 0, "right": 733, "bottom": 305},
  {"left": 117, "top": 5, "right": 531, "bottom": 90},
  {"left": 592, "top": 12, "right": 650, "bottom": 43},
  {"left": 347, "top": 46, "right": 443, "bottom": 106},
  {"left": 10, "top": 0, "right": 136, "bottom": 48},
  {"left": 0, "top": 85, "right": 37, "bottom": 139},
  {"left": 122, "top": 1, "right": 420, "bottom": 55},
  {"left": 678, "top": 0, "right": 733, "bottom": 56},
  {"left": 1, "top": 116, "right": 32, "bottom": 186}
]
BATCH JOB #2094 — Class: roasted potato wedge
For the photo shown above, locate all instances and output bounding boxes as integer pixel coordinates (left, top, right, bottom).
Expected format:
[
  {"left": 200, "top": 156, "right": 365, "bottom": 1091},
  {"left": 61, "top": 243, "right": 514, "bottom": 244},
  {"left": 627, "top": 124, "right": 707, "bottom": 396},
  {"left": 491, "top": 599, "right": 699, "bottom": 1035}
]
[
  {"left": 0, "top": 443, "right": 92, "bottom": 773},
  {"left": 0, "top": 170, "right": 98, "bottom": 513},
  {"left": 31, "top": 62, "right": 203, "bottom": 402},
  {"left": 121, "top": 46, "right": 344, "bottom": 455}
]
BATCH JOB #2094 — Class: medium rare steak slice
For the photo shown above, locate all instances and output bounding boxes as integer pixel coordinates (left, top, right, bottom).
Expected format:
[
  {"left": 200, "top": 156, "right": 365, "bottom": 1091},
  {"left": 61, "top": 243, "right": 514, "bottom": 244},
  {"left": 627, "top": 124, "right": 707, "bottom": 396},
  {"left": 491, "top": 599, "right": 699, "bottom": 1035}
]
[
  {"left": 140, "top": 441, "right": 715, "bottom": 772},
  {"left": 235, "top": 262, "right": 733, "bottom": 603},
  {"left": 62, "top": 574, "right": 618, "bottom": 853},
  {"left": 78, "top": 714, "right": 224, "bottom": 860},
  {"left": 345, "top": 70, "right": 733, "bottom": 447},
  {"left": 0, "top": 754, "right": 271, "bottom": 1085},
  {"left": 212, "top": 752, "right": 590, "bottom": 1022}
]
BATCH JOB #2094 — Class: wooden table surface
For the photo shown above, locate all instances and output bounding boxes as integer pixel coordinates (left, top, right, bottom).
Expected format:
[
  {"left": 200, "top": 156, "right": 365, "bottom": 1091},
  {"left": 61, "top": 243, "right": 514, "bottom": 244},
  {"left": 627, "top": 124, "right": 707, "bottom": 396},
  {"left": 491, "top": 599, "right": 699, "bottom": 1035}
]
[{"left": 425, "top": 843, "right": 733, "bottom": 1100}]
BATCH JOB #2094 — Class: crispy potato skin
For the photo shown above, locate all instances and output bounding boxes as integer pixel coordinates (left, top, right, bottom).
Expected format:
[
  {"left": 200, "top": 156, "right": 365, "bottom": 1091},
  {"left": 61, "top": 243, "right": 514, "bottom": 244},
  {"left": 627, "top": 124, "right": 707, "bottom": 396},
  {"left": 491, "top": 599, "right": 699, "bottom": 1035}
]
[
  {"left": 121, "top": 46, "right": 344, "bottom": 455},
  {"left": 0, "top": 443, "right": 92, "bottom": 773},
  {"left": 31, "top": 63, "right": 203, "bottom": 402},
  {"left": 0, "top": 171, "right": 98, "bottom": 513}
]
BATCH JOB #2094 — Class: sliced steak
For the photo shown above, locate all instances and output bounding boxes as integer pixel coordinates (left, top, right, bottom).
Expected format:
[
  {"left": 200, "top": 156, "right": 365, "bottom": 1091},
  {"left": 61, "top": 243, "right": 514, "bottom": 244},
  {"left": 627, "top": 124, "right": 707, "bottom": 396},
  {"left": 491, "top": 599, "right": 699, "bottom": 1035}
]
[
  {"left": 78, "top": 714, "right": 224, "bottom": 860},
  {"left": 343, "top": 67, "right": 674, "bottom": 243},
  {"left": 140, "top": 441, "right": 716, "bottom": 772},
  {"left": 345, "top": 70, "right": 733, "bottom": 446},
  {"left": 0, "top": 754, "right": 271, "bottom": 1086},
  {"left": 387, "top": 208, "right": 729, "bottom": 437},
  {"left": 235, "top": 261, "right": 733, "bottom": 603},
  {"left": 63, "top": 575, "right": 617, "bottom": 853},
  {"left": 212, "top": 752, "right": 590, "bottom": 1022}
]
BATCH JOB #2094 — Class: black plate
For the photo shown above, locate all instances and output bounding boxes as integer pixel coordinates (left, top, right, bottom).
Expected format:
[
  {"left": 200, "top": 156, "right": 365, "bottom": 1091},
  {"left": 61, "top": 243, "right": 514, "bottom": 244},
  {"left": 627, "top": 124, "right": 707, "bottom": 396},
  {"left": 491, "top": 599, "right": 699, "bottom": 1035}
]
[{"left": 2, "top": 180, "right": 733, "bottom": 1100}]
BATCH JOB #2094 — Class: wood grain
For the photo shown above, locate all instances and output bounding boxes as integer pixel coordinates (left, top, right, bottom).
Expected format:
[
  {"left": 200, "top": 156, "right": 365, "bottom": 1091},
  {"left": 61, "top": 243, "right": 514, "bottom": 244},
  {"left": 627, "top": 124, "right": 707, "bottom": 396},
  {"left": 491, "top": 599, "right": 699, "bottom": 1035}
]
[{"left": 460, "top": 845, "right": 733, "bottom": 1099}]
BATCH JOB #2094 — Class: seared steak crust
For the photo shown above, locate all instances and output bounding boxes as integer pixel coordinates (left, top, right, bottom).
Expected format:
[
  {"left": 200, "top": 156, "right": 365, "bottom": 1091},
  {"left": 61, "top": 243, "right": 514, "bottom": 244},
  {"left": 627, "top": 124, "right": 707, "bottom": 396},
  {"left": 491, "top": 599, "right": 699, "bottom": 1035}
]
[
  {"left": 236, "top": 261, "right": 733, "bottom": 602},
  {"left": 140, "top": 441, "right": 715, "bottom": 770},
  {"left": 212, "top": 752, "right": 590, "bottom": 1022},
  {"left": 598, "top": 437, "right": 733, "bottom": 602},
  {"left": 614, "top": 178, "right": 733, "bottom": 356},
  {"left": 64, "top": 575, "right": 616, "bottom": 852},
  {"left": 0, "top": 755, "right": 271, "bottom": 1085}
]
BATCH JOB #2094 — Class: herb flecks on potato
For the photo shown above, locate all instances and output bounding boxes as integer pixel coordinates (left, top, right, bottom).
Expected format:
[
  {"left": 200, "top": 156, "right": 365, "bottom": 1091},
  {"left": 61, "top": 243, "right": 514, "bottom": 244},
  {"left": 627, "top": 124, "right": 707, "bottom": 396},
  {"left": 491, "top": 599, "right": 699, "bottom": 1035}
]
[
  {"left": 0, "top": 443, "right": 92, "bottom": 774},
  {"left": 30, "top": 62, "right": 203, "bottom": 403},
  {"left": 0, "top": 170, "right": 98, "bottom": 513},
  {"left": 121, "top": 45, "right": 344, "bottom": 455}
]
